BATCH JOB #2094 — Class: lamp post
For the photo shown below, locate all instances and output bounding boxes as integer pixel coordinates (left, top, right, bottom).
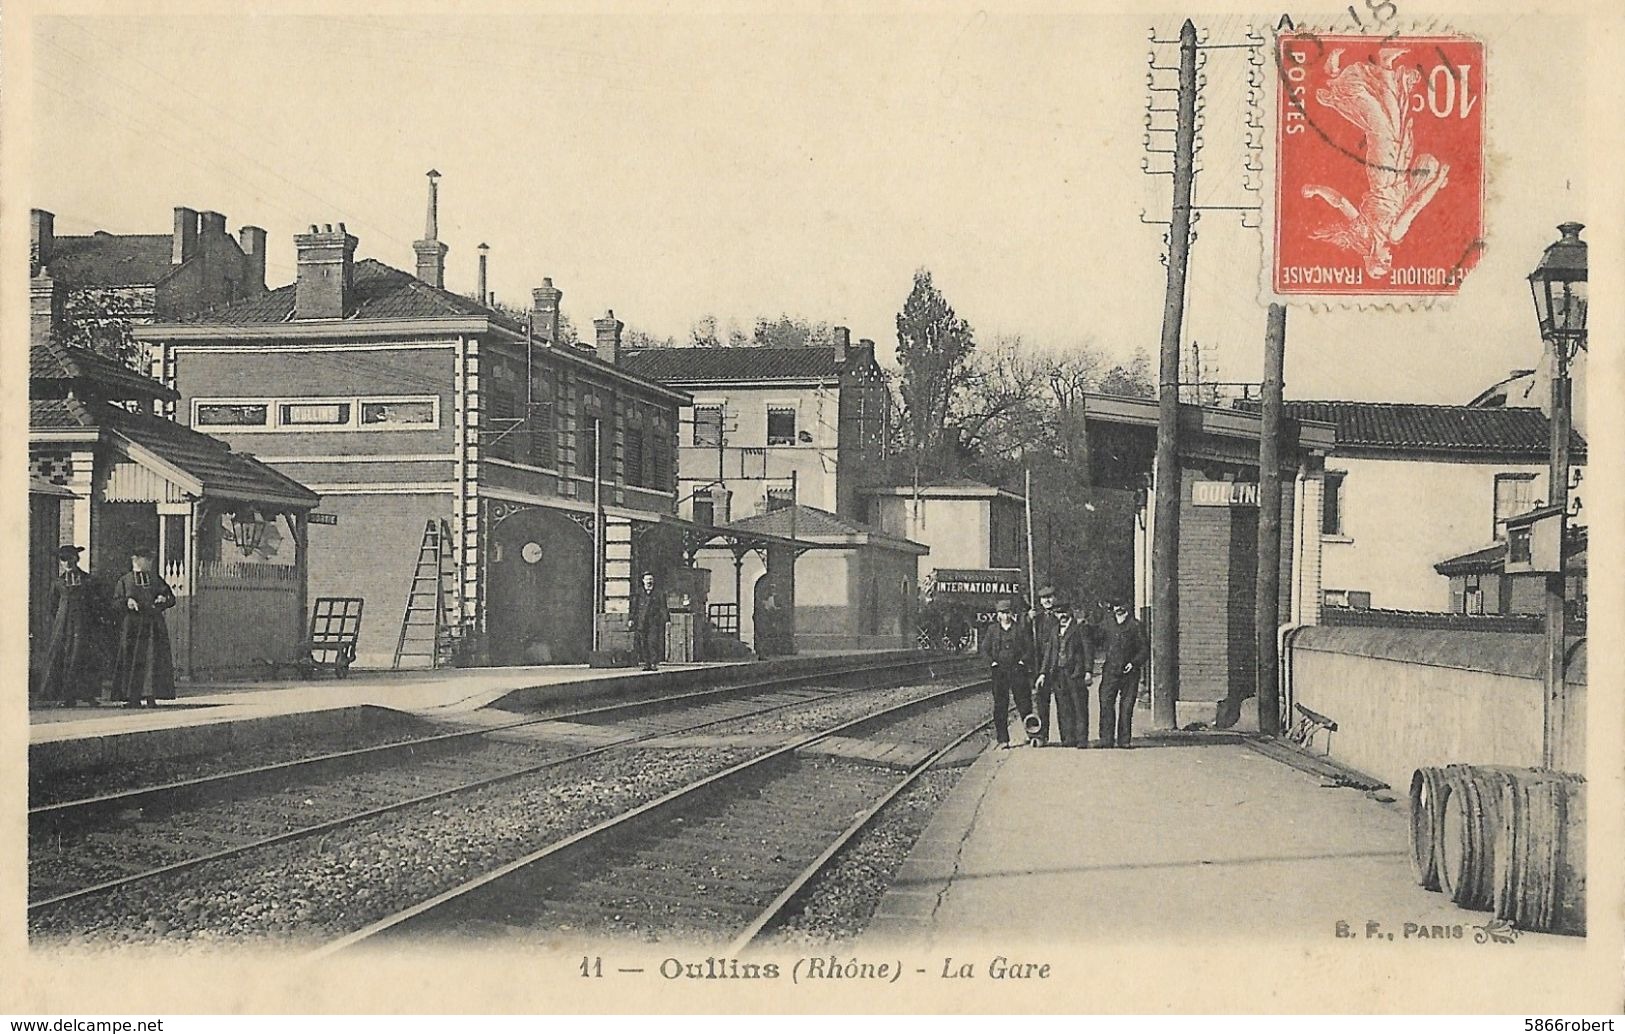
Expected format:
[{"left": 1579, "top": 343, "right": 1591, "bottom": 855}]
[{"left": 1527, "top": 222, "right": 1587, "bottom": 770}]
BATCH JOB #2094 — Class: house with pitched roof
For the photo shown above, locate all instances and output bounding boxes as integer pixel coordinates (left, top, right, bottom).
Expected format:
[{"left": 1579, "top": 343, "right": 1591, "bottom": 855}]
[
  {"left": 620, "top": 338, "right": 890, "bottom": 523},
  {"left": 29, "top": 338, "right": 319, "bottom": 682},
  {"left": 861, "top": 478, "right": 1028, "bottom": 587},
  {"left": 31, "top": 206, "right": 268, "bottom": 349},
  {"left": 706, "top": 504, "right": 927, "bottom": 652},
  {"left": 1257, "top": 401, "right": 1588, "bottom": 612},
  {"left": 137, "top": 192, "right": 698, "bottom": 668}
]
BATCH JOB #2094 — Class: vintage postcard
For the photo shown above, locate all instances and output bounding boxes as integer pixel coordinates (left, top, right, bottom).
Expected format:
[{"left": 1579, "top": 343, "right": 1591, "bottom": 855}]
[{"left": 2, "top": 0, "right": 1621, "bottom": 1017}]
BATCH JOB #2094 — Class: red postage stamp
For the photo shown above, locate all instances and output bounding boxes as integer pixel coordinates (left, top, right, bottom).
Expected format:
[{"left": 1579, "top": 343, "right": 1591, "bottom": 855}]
[{"left": 1274, "top": 34, "right": 1485, "bottom": 296}]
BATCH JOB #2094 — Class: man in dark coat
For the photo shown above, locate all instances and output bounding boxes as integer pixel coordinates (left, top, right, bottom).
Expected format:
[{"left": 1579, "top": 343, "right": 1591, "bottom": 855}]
[
  {"left": 38, "top": 545, "right": 102, "bottom": 707},
  {"left": 111, "top": 546, "right": 177, "bottom": 707},
  {"left": 1098, "top": 599, "right": 1149, "bottom": 747},
  {"left": 1038, "top": 598, "right": 1093, "bottom": 747},
  {"left": 1028, "top": 584, "right": 1060, "bottom": 742},
  {"left": 628, "top": 571, "right": 668, "bottom": 671},
  {"left": 979, "top": 598, "right": 1033, "bottom": 749}
]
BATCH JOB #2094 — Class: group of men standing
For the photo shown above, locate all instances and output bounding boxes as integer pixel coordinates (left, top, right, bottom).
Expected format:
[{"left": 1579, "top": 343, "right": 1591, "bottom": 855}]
[
  {"left": 35, "top": 544, "right": 179, "bottom": 708},
  {"left": 979, "top": 584, "right": 1148, "bottom": 750}
]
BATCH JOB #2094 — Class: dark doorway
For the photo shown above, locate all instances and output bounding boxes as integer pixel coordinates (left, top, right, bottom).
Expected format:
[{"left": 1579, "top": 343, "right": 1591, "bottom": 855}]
[{"left": 487, "top": 507, "right": 593, "bottom": 664}]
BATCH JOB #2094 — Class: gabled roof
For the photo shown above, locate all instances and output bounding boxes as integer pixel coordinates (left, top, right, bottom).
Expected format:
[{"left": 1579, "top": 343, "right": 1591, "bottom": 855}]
[
  {"left": 724, "top": 504, "right": 928, "bottom": 554},
  {"left": 1235, "top": 400, "right": 1586, "bottom": 458},
  {"left": 173, "top": 258, "right": 524, "bottom": 329},
  {"left": 621, "top": 346, "right": 842, "bottom": 383},
  {"left": 1434, "top": 532, "right": 1587, "bottom": 575},
  {"left": 30, "top": 339, "right": 179, "bottom": 403},
  {"left": 45, "top": 233, "right": 176, "bottom": 287},
  {"left": 30, "top": 398, "right": 319, "bottom": 509}
]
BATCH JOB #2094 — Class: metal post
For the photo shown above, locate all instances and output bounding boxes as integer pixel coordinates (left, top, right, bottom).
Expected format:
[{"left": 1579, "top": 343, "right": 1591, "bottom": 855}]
[
  {"left": 592, "top": 416, "right": 603, "bottom": 651},
  {"left": 1543, "top": 341, "right": 1571, "bottom": 768},
  {"left": 1151, "top": 19, "right": 1199, "bottom": 729},
  {"left": 1255, "top": 304, "right": 1286, "bottom": 736}
]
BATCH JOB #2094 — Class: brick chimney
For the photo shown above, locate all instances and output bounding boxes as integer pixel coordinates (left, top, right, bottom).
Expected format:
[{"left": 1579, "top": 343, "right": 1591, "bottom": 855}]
[
  {"left": 413, "top": 169, "right": 448, "bottom": 288},
  {"left": 31, "top": 209, "right": 54, "bottom": 271},
  {"left": 531, "top": 278, "right": 563, "bottom": 343},
  {"left": 294, "top": 223, "right": 358, "bottom": 320},
  {"left": 477, "top": 243, "right": 489, "bottom": 305},
  {"left": 593, "top": 310, "right": 625, "bottom": 365},
  {"left": 199, "top": 210, "right": 227, "bottom": 239},
  {"left": 173, "top": 206, "right": 199, "bottom": 264},
  {"left": 833, "top": 325, "right": 851, "bottom": 364},
  {"left": 31, "top": 276, "right": 63, "bottom": 347},
  {"left": 239, "top": 225, "right": 268, "bottom": 292}
]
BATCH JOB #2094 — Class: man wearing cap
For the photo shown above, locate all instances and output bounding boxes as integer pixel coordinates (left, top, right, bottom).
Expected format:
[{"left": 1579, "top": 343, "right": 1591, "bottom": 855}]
[
  {"left": 1028, "top": 584, "right": 1060, "bottom": 743},
  {"left": 1038, "top": 597, "right": 1093, "bottom": 747},
  {"left": 1098, "top": 599, "right": 1149, "bottom": 748},
  {"left": 979, "top": 598, "right": 1033, "bottom": 749},
  {"left": 38, "top": 545, "right": 101, "bottom": 707},
  {"left": 629, "top": 571, "right": 668, "bottom": 671},
  {"left": 111, "top": 546, "right": 177, "bottom": 707}
]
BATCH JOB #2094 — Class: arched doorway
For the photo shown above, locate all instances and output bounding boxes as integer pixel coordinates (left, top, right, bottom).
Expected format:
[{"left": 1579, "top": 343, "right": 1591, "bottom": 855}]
[{"left": 487, "top": 505, "right": 593, "bottom": 665}]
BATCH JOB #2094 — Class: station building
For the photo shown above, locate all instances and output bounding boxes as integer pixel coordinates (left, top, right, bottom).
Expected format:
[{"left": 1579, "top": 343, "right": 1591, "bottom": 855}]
[{"left": 137, "top": 203, "right": 701, "bottom": 668}]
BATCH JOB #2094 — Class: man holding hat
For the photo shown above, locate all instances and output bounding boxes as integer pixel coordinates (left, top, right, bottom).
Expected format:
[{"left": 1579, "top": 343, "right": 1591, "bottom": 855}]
[
  {"left": 38, "top": 544, "right": 101, "bottom": 707},
  {"left": 979, "top": 598, "right": 1033, "bottom": 749},
  {"left": 1037, "top": 596, "right": 1093, "bottom": 747},
  {"left": 1098, "top": 597, "right": 1149, "bottom": 748},
  {"left": 111, "top": 546, "right": 177, "bottom": 707}
]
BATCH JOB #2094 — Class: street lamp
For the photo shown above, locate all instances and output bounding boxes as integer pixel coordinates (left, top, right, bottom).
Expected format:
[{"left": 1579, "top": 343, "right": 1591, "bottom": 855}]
[
  {"left": 230, "top": 508, "right": 270, "bottom": 556},
  {"left": 1527, "top": 222, "right": 1587, "bottom": 770}
]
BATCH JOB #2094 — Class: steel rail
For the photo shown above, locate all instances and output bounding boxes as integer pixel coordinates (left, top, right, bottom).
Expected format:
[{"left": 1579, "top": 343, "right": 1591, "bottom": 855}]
[
  {"left": 726, "top": 715, "right": 994, "bottom": 952},
  {"left": 29, "top": 661, "right": 972, "bottom": 916},
  {"left": 32, "top": 653, "right": 965, "bottom": 824},
  {"left": 310, "top": 677, "right": 990, "bottom": 956}
]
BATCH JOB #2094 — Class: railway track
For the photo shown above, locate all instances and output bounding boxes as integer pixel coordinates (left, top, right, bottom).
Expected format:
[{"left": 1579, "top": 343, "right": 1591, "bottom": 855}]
[
  {"left": 316, "top": 682, "right": 990, "bottom": 953},
  {"left": 29, "top": 656, "right": 976, "bottom": 928}
]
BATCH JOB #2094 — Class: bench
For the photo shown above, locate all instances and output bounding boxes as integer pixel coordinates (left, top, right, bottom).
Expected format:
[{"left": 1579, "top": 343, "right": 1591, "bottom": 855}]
[{"left": 301, "top": 597, "right": 364, "bottom": 679}]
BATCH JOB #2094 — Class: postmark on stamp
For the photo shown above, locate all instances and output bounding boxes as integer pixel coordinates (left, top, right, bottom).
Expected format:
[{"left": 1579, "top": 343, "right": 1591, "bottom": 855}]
[{"left": 1275, "top": 34, "right": 1485, "bottom": 296}]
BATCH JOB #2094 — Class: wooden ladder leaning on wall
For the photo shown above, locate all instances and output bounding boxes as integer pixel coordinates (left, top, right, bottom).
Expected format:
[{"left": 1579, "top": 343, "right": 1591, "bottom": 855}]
[{"left": 393, "top": 518, "right": 459, "bottom": 670}]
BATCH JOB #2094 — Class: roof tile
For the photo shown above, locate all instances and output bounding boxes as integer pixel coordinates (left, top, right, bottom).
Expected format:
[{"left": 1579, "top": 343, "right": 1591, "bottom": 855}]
[
  {"left": 1234, "top": 400, "right": 1586, "bottom": 457},
  {"left": 621, "top": 346, "right": 840, "bottom": 383}
]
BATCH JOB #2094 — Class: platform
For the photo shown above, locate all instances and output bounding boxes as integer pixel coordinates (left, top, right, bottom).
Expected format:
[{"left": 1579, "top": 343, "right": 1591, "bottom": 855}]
[
  {"left": 27, "top": 648, "right": 934, "bottom": 777},
  {"left": 864, "top": 716, "right": 1565, "bottom": 946}
]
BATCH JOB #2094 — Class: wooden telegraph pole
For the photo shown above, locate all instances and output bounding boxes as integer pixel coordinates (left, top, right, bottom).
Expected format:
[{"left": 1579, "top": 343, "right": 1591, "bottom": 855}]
[
  {"left": 1254, "top": 304, "right": 1286, "bottom": 736},
  {"left": 1151, "top": 19, "right": 1199, "bottom": 729}
]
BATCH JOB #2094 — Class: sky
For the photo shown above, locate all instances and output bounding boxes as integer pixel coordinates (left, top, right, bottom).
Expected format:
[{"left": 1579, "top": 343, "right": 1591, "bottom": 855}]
[{"left": 29, "top": 9, "right": 1588, "bottom": 403}]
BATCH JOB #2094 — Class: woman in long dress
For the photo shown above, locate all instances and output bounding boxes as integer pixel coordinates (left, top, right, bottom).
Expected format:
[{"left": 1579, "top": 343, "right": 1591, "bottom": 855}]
[
  {"left": 110, "top": 546, "right": 177, "bottom": 707},
  {"left": 38, "top": 545, "right": 102, "bottom": 706}
]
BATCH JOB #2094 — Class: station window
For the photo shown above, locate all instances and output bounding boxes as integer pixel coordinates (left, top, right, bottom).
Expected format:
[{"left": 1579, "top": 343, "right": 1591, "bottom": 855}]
[
  {"left": 1493, "top": 473, "right": 1538, "bottom": 539},
  {"left": 693, "top": 405, "right": 723, "bottom": 447},
  {"left": 767, "top": 407, "right": 797, "bottom": 446},
  {"left": 195, "top": 402, "right": 268, "bottom": 428},
  {"left": 625, "top": 429, "right": 646, "bottom": 487},
  {"left": 281, "top": 402, "right": 351, "bottom": 426},
  {"left": 1321, "top": 471, "right": 1346, "bottom": 537}
]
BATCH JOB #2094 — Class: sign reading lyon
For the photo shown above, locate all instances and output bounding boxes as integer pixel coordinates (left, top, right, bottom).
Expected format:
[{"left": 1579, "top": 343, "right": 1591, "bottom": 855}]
[{"left": 1275, "top": 35, "right": 1484, "bottom": 296}]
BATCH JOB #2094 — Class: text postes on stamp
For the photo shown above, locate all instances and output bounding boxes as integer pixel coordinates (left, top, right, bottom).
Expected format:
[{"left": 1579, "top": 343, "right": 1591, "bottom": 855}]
[{"left": 1275, "top": 34, "right": 1485, "bottom": 297}]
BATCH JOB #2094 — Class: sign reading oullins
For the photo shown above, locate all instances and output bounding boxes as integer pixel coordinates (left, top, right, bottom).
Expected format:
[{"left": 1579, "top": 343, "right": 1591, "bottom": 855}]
[{"left": 1192, "top": 481, "right": 1260, "bottom": 508}]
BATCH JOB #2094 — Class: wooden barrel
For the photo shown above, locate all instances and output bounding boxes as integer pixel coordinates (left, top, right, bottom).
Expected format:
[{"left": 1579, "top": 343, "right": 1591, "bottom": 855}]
[
  {"left": 1493, "top": 769, "right": 1586, "bottom": 936},
  {"left": 1437, "top": 764, "right": 1514, "bottom": 911},
  {"left": 1408, "top": 767, "right": 1450, "bottom": 890}
]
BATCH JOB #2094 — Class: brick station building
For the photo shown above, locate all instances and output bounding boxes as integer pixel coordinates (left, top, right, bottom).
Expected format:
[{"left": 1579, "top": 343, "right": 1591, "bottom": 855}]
[
  {"left": 137, "top": 217, "right": 695, "bottom": 668},
  {"left": 1081, "top": 393, "right": 1338, "bottom": 710}
]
